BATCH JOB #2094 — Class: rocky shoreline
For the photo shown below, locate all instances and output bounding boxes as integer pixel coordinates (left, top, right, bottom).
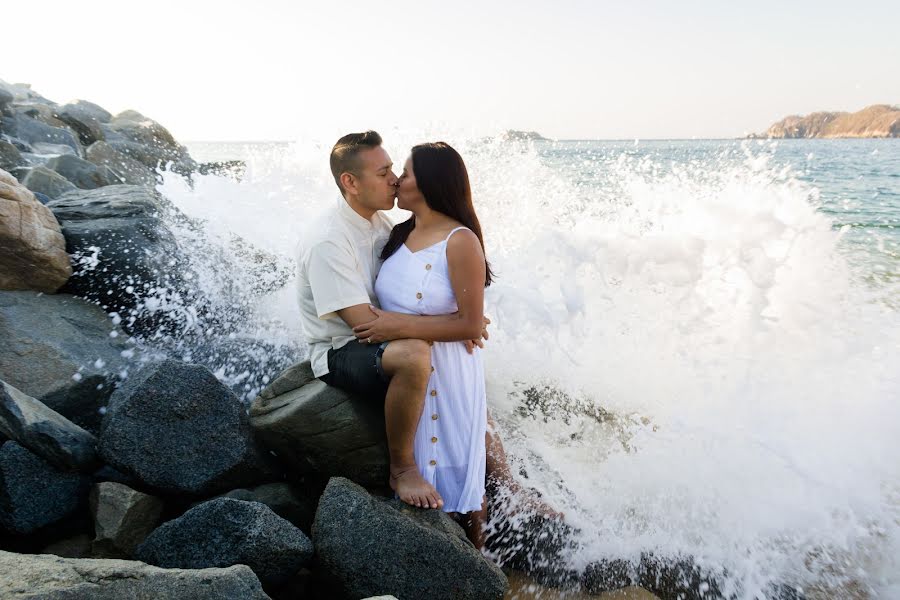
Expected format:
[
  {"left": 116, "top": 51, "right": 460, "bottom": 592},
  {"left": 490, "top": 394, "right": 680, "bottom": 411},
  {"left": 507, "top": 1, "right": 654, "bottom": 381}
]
[
  {"left": 2, "top": 79, "right": 807, "bottom": 599},
  {"left": 754, "top": 104, "right": 900, "bottom": 139}
]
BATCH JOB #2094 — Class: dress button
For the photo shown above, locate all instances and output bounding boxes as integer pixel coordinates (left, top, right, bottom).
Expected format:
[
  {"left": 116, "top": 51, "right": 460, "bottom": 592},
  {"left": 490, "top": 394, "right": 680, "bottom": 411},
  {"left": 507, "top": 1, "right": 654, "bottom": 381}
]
[
  {"left": 431, "top": 366, "right": 435, "bottom": 372},
  {"left": 416, "top": 292, "right": 423, "bottom": 300},
  {"left": 430, "top": 390, "right": 437, "bottom": 397},
  {"left": 431, "top": 436, "right": 438, "bottom": 443},
  {"left": 431, "top": 413, "right": 438, "bottom": 420},
  {"left": 429, "top": 460, "right": 437, "bottom": 466},
  {"left": 425, "top": 264, "right": 432, "bottom": 270}
]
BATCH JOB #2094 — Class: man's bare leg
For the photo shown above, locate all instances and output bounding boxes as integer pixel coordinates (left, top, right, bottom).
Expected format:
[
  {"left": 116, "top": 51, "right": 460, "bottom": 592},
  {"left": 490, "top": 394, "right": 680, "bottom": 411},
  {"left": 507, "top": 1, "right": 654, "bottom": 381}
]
[
  {"left": 486, "top": 410, "right": 562, "bottom": 519},
  {"left": 380, "top": 339, "right": 443, "bottom": 510},
  {"left": 462, "top": 497, "right": 488, "bottom": 550}
]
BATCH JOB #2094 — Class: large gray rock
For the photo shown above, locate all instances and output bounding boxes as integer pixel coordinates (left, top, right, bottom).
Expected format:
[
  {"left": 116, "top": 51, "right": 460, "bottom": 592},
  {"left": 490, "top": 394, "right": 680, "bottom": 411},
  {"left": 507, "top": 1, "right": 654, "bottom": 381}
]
[
  {"left": 98, "top": 360, "right": 277, "bottom": 495},
  {"left": 0, "top": 89, "right": 13, "bottom": 112},
  {"left": 0, "top": 380, "right": 99, "bottom": 472},
  {"left": 104, "top": 110, "right": 196, "bottom": 174},
  {"left": 0, "top": 140, "right": 25, "bottom": 172},
  {"left": 0, "top": 441, "right": 91, "bottom": 534},
  {"left": 9, "top": 104, "right": 69, "bottom": 129},
  {"left": 46, "top": 154, "right": 120, "bottom": 189},
  {"left": 0, "top": 549, "right": 270, "bottom": 599},
  {"left": 250, "top": 361, "right": 389, "bottom": 486},
  {"left": 86, "top": 140, "right": 158, "bottom": 186},
  {"left": 47, "top": 185, "right": 193, "bottom": 334},
  {"left": 22, "top": 165, "right": 78, "bottom": 199},
  {"left": 0, "top": 291, "right": 130, "bottom": 434},
  {"left": 219, "top": 481, "right": 321, "bottom": 535},
  {"left": 313, "top": 477, "right": 508, "bottom": 600},
  {"left": 55, "top": 102, "right": 107, "bottom": 146},
  {"left": 0, "top": 113, "right": 81, "bottom": 155},
  {"left": 136, "top": 497, "right": 313, "bottom": 588},
  {"left": 61, "top": 100, "right": 112, "bottom": 124},
  {"left": 90, "top": 482, "right": 163, "bottom": 558}
]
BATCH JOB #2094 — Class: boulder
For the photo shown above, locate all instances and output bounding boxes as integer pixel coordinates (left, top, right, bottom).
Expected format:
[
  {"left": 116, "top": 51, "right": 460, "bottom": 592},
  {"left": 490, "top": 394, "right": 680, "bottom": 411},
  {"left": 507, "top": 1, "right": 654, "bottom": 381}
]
[
  {"left": 135, "top": 497, "right": 313, "bottom": 588},
  {"left": 86, "top": 140, "right": 158, "bottom": 186},
  {"left": 0, "top": 89, "right": 13, "bottom": 112},
  {"left": 41, "top": 533, "right": 93, "bottom": 558},
  {"left": 0, "top": 380, "right": 99, "bottom": 472},
  {"left": 90, "top": 482, "right": 163, "bottom": 558},
  {"left": 0, "top": 140, "right": 25, "bottom": 172},
  {"left": 313, "top": 477, "right": 508, "bottom": 600},
  {"left": 55, "top": 102, "right": 107, "bottom": 146},
  {"left": 62, "top": 100, "right": 113, "bottom": 124},
  {"left": 0, "top": 441, "right": 91, "bottom": 534},
  {"left": 250, "top": 361, "right": 389, "bottom": 486},
  {"left": 104, "top": 110, "right": 196, "bottom": 174},
  {"left": 10, "top": 104, "right": 69, "bottom": 129},
  {"left": 47, "top": 185, "right": 193, "bottom": 334},
  {"left": 0, "top": 550, "right": 269, "bottom": 599},
  {"left": 22, "top": 165, "right": 78, "bottom": 199},
  {"left": 0, "top": 168, "right": 72, "bottom": 292},
  {"left": 0, "top": 291, "right": 131, "bottom": 434},
  {"left": 98, "top": 360, "right": 278, "bottom": 495},
  {"left": 219, "top": 481, "right": 322, "bottom": 535},
  {"left": 0, "top": 113, "right": 81, "bottom": 155},
  {"left": 46, "top": 154, "right": 121, "bottom": 189}
]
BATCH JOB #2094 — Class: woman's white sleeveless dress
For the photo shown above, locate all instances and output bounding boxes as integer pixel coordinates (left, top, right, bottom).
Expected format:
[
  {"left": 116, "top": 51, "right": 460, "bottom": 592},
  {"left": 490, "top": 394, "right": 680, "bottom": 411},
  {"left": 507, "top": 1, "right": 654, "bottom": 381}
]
[{"left": 374, "top": 227, "right": 486, "bottom": 513}]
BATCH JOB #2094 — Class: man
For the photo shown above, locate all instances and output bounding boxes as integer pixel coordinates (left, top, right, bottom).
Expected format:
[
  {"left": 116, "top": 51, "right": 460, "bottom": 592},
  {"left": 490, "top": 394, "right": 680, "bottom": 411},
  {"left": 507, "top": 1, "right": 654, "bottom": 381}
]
[{"left": 296, "top": 131, "right": 534, "bottom": 516}]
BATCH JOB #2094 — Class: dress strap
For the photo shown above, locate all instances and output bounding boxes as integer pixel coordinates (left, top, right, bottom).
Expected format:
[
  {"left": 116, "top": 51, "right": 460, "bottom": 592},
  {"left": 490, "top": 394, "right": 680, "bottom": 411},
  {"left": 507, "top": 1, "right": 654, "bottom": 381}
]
[{"left": 444, "top": 226, "right": 470, "bottom": 242}]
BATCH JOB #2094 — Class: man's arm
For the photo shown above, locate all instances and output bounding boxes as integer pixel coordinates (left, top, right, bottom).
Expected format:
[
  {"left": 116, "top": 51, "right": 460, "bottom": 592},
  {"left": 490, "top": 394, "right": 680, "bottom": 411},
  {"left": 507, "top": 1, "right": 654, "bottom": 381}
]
[{"left": 352, "top": 230, "right": 489, "bottom": 344}]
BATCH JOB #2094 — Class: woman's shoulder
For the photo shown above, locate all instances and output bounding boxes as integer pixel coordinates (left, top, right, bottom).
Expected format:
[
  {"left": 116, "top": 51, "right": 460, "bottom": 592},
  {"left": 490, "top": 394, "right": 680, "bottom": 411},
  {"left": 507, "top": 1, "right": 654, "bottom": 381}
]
[{"left": 445, "top": 226, "right": 483, "bottom": 256}]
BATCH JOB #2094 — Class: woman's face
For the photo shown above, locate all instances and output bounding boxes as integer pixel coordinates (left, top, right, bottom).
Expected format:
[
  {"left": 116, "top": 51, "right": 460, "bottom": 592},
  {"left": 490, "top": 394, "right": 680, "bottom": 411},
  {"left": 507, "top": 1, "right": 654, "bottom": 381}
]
[{"left": 396, "top": 156, "right": 426, "bottom": 211}]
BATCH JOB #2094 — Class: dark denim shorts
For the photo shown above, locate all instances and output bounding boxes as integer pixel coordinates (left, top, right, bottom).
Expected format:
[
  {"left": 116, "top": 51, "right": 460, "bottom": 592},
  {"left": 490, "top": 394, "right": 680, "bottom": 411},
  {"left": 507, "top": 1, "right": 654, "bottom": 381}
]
[{"left": 318, "top": 340, "right": 391, "bottom": 400}]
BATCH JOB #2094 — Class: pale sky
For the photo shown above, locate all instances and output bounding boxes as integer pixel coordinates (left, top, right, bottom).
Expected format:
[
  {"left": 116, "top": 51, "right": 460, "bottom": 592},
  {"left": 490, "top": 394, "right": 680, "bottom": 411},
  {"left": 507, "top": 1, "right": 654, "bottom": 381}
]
[{"left": 4, "top": 0, "right": 898, "bottom": 141}]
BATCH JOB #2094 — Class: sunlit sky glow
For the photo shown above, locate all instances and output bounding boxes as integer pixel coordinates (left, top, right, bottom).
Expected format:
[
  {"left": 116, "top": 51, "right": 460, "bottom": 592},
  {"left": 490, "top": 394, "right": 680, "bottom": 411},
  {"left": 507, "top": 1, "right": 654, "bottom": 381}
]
[{"left": 4, "top": 0, "right": 898, "bottom": 141}]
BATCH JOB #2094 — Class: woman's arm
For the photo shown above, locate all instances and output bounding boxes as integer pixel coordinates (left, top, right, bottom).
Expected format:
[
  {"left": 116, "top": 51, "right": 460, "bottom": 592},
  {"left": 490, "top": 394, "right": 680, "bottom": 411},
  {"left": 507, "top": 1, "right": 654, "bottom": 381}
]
[{"left": 352, "top": 229, "right": 486, "bottom": 343}]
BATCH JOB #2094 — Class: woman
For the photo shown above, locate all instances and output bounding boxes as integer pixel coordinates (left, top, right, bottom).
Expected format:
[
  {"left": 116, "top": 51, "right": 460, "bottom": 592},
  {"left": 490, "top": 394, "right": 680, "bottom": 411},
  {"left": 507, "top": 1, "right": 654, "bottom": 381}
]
[{"left": 374, "top": 142, "right": 493, "bottom": 546}]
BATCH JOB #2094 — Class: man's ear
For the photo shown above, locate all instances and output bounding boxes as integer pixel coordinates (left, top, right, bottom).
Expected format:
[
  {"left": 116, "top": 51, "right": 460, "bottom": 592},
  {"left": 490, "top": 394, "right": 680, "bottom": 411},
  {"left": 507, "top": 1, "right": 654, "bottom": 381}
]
[{"left": 340, "top": 172, "right": 357, "bottom": 196}]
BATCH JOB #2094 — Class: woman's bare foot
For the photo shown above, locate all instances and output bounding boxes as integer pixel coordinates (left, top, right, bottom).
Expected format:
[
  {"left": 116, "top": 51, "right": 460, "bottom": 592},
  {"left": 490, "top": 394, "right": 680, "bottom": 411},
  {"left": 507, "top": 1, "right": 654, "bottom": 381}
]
[{"left": 390, "top": 464, "right": 444, "bottom": 509}]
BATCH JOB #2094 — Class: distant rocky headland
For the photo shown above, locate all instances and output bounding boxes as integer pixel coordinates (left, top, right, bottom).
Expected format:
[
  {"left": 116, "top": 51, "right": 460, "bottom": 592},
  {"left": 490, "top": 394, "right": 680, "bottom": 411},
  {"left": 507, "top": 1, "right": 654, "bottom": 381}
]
[
  {"left": 755, "top": 104, "right": 900, "bottom": 139},
  {"left": 500, "top": 130, "right": 549, "bottom": 142}
]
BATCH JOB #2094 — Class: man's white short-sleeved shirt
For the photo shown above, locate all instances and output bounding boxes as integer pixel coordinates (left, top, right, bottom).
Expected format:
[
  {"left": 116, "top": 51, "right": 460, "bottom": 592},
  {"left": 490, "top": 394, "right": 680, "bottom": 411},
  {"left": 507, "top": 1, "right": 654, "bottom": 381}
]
[{"left": 296, "top": 198, "right": 395, "bottom": 377}]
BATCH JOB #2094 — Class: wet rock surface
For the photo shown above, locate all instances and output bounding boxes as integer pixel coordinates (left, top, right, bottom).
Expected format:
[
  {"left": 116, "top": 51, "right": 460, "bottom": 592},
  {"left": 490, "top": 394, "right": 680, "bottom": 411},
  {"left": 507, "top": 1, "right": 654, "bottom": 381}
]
[
  {"left": 0, "top": 549, "right": 270, "bottom": 599},
  {"left": 313, "top": 477, "right": 508, "bottom": 600},
  {"left": 98, "top": 359, "right": 278, "bottom": 495},
  {"left": 0, "top": 291, "right": 130, "bottom": 433},
  {"left": 135, "top": 497, "right": 312, "bottom": 588}
]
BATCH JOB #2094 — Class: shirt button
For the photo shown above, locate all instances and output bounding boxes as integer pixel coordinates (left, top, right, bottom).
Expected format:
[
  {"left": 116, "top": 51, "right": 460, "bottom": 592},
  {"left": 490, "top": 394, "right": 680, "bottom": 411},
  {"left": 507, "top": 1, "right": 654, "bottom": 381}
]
[
  {"left": 431, "top": 366, "right": 435, "bottom": 372},
  {"left": 430, "top": 390, "right": 437, "bottom": 396},
  {"left": 429, "top": 460, "right": 437, "bottom": 466},
  {"left": 416, "top": 292, "right": 423, "bottom": 300},
  {"left": 431, "top": 413, "right": 438, "bottom": 420},
  {"left": 425, "top": 264, "right": 432, "bottom": 270},
  {"left": 431, "top": 436, "right": 438, "bottom": 443}
]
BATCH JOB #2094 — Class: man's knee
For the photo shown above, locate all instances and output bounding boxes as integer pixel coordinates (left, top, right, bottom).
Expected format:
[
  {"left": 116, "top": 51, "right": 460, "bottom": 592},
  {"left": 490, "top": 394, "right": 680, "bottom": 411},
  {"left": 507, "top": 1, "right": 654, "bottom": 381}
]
[{"left": 381, "top": 339, "right": 432, "bottom": 378}]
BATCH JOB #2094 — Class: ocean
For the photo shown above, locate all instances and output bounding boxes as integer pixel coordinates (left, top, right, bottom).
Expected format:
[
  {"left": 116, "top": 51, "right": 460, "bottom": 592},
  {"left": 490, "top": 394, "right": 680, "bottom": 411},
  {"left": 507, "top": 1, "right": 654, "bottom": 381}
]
[{"left": 165, "top": 137, "right": 899, "bottom": 598}]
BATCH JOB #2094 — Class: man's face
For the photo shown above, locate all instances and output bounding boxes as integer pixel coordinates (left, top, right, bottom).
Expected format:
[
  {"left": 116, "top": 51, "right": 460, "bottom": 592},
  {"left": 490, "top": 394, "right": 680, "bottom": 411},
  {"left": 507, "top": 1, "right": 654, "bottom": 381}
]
[{"left": 352, "top": 146, "right": 398, "bottom": 212}]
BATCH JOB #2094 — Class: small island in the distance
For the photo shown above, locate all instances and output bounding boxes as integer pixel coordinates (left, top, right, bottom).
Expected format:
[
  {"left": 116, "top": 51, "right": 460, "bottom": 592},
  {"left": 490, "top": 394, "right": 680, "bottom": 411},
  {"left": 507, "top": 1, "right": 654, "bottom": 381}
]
[
  {"left": 500, "top": 130, "right": 550, "bottom": 141},
  {"left": 752, "top": 104, "right": 899, "bottom": 139}
]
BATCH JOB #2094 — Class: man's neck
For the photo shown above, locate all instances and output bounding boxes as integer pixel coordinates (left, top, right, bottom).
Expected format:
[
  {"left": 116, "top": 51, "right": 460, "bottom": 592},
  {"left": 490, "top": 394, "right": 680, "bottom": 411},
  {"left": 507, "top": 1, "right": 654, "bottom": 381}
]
[{"left": 343, "top": 196, "right": 376, "bottom": 221}]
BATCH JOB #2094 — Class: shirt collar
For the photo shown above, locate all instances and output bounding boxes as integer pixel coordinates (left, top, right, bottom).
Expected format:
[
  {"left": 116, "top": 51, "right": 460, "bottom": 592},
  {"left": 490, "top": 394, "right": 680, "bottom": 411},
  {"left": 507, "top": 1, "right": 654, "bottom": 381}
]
[{"left": 337, "top": 197, "right": 380, "bottom": 233}]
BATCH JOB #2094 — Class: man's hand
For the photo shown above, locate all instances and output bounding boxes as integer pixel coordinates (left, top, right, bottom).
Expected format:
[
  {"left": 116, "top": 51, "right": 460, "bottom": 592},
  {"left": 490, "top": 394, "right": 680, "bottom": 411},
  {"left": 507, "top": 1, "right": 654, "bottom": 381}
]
[
  {"left": 352, "top": 305, "right": 408, "bottom": 344},
  {"left": 463, "top": 315, "right": 491, "bottom": 354}
]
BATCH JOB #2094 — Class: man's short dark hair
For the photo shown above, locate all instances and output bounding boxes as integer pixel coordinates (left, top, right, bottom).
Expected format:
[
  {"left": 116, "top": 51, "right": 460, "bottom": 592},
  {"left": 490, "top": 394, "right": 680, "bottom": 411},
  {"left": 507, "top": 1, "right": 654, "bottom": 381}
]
[{"left": 330, "top": 130, "right": 382, "bottom": 196}]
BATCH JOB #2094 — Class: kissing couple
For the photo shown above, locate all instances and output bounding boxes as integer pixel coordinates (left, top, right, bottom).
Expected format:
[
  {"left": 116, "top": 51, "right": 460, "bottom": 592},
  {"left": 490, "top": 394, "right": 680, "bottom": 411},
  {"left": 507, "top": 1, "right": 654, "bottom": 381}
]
[{"left": 296, "top": 131, "right": 558, "bottom": 548}]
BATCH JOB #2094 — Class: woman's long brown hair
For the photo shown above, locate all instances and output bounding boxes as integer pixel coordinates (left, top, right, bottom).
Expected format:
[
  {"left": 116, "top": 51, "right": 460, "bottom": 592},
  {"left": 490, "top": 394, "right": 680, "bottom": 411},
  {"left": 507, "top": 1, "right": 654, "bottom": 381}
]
[{"left": 380, "top": 142, "right": 494, "bottom": 286}]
